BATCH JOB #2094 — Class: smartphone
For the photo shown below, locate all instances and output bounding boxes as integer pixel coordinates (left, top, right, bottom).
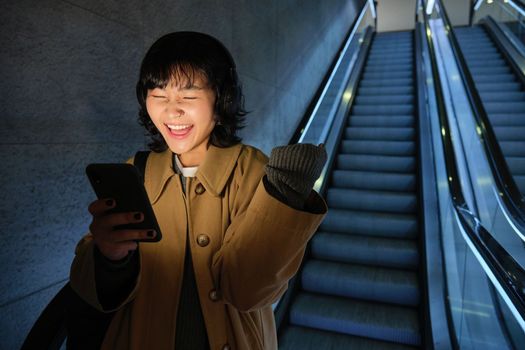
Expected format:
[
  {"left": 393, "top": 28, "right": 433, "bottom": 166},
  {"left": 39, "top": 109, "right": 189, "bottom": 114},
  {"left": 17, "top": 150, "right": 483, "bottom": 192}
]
[{"left": 86, "top": 163, "right": 162, "bottom": 242}]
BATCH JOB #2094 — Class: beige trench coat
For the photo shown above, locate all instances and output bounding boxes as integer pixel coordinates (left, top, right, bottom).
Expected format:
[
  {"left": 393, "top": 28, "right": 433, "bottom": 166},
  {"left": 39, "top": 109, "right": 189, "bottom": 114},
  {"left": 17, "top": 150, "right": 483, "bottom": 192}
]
[{"left": 70, "top": 143, "right": 327, "bottom": 350}]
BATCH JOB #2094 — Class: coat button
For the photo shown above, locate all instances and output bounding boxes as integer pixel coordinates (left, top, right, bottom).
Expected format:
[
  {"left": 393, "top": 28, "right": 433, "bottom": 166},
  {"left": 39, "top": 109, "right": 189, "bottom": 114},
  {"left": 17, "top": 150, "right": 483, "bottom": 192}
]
[
  {"left": 209, "top": 289, "right": 220, "bottom": 301},
  {"left": 196, "top": 234, "right": 210, "bottom": 247},
  {"left": 195, "top": 183, "right": 205, "bottom": 195},
  {"left": 222, "top": 344, "right": 231, "bottom": 350}
]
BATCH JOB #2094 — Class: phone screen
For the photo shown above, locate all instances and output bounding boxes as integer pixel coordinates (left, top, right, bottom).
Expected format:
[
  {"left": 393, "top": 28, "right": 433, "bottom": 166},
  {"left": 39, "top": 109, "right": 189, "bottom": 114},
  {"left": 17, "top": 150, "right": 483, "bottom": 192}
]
[{"left": 86, "top": 163, "right": 162, "bottom": 242}]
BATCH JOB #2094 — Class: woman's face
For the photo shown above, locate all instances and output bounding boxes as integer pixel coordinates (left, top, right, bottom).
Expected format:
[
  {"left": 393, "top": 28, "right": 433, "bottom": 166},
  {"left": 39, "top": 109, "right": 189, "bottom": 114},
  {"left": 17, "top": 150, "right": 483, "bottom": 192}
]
[{"left": 146, "top": 73, "right": 216, "bottom": 167}]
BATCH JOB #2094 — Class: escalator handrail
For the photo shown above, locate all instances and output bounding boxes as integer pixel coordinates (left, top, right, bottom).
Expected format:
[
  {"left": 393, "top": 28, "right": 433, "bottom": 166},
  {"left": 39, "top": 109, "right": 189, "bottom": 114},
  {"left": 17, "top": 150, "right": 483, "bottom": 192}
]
[
  {"left": 414, "top": 21, "right": 454, "bottom": 350},
  {"left": 482, "top": 16, "right": 525, "bottom": 80},
  {"left": 507, "top": 0, "right": 525, "bottom": 17},
  {"left": 435, "top": 0, "right": 525, "bottom": 235},
  {"left": 423, "top": 0, "right": 525, "bottom": 327},
  {"left": 472, "top": 0, "right": 525, "bottom": 17},
  {"left": 288, "top": 0, "right": 372, "bottom": 146}
]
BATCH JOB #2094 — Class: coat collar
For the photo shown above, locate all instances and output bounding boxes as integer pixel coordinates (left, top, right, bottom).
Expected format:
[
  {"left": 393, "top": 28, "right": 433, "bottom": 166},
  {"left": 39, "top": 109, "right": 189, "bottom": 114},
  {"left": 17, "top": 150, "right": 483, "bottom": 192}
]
[{"left": 146, "top": 144, "right": 243, "bottom": 203}]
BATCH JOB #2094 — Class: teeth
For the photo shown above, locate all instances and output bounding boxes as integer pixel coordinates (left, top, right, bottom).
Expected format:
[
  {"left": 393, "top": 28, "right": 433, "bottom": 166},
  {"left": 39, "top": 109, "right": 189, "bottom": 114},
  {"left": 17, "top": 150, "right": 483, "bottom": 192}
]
[{"left": 167, "top": 124, "right": 191, "bottom": 131}]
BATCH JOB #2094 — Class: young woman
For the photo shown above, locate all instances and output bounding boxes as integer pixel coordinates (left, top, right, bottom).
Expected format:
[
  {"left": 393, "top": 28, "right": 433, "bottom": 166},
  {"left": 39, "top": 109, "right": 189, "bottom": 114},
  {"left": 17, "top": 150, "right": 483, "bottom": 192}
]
[{"left": 69, "top": 31, "right": 327, "bottom": 350}]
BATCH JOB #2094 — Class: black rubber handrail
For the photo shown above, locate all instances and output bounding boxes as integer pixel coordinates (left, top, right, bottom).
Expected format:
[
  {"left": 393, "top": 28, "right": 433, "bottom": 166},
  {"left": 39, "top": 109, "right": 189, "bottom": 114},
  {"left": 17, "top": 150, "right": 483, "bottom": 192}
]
[
  {"left": 424, "top": 0, "right": 525, "bottom": 325},
  {"left": 437, "top": 0, "right": 525, "bottom": 232},
  {"left": 414, "top": 19, "right": 453, "bottom": 350}
]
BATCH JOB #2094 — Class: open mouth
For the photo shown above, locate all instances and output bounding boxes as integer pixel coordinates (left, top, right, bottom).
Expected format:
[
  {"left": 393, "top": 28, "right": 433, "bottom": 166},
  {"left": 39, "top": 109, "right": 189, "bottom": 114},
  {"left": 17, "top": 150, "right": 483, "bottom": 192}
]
[{"left": 166, "top": 124, "right": 193, "bottom": 138}]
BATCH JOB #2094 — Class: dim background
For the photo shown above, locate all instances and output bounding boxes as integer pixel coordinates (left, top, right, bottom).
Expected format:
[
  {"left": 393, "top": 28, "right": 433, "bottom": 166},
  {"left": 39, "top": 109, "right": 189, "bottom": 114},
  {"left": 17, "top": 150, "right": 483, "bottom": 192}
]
[{"left": 0, "top": 0, "right": 366, "bottom": 348}]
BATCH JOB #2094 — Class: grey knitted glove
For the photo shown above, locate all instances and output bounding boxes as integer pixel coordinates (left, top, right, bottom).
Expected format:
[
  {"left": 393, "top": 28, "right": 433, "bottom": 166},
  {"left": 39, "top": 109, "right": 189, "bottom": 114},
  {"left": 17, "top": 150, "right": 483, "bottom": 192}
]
[{"left": 264, "top": 143, "right": 327, "bottom": 210}]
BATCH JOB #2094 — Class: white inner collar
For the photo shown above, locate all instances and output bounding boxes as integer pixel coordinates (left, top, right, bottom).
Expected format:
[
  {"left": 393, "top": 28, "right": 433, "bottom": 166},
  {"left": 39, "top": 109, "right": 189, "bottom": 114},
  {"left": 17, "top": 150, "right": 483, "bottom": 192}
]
[{"left": 174, "top": 155, "right": 198, "bottom": 178}]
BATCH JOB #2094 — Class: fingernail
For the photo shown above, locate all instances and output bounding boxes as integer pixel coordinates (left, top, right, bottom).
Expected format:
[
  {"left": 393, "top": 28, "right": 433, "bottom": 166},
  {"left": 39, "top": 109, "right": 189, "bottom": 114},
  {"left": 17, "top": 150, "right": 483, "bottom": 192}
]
[
  {"left": 134, "top": 212, "right": 143, "bottom": 221},
  {"left": 147, "top": 230, "right": 155, "bottom": 238},
  {"left": 106, "top": 199, "right": 114, "bottom": 207}
]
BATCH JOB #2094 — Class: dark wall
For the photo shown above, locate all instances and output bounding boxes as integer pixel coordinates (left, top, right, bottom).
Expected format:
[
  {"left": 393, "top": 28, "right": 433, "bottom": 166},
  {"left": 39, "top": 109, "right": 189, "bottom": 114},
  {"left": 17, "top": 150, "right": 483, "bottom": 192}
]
[{"left": 0, "top": 0, "right": 364, "bottom": 348}]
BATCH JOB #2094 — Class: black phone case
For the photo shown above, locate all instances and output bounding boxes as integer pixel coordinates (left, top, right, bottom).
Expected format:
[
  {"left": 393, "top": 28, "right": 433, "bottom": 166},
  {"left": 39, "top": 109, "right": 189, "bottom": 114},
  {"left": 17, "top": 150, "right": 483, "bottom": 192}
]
[{"left": 86, "top": 163, "right": 162, "bottom": 242}]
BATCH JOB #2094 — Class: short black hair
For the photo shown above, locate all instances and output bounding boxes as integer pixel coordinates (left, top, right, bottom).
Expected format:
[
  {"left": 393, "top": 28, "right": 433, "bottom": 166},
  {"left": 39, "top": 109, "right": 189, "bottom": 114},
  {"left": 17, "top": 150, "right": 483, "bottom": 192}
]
[{"left": 136, "top": 31, "right": 247, "bottom": 152}]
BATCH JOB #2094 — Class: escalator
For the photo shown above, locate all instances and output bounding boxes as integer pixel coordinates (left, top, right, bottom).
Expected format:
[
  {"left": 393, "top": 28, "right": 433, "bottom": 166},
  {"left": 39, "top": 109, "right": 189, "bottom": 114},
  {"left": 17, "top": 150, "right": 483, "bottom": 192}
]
[
  {"left": 454, "top": 25, "right": 525, "bottom": 195},
  {"left": 278, "top": 31, "right": 422, "bottom": 350}
]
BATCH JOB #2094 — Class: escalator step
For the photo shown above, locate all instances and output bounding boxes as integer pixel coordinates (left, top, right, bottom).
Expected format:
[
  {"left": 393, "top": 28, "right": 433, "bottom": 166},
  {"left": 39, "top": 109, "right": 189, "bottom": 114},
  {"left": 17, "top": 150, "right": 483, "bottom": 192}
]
[
  {"left": 473, "top": 73, "right": 516, "bottom": 84},
  {"left": 369, "top": 45, "right": 412, "bottom": 53},
  {"left": 506, "top": 157, "right": 525, "bottom": 174},
  {"left": 470, "top": 66, "right": 510, "bottom": 75},
  {"left": 363, "top": 71, "right": 412, "bottom": 80},
  {"left": 494, "top": 126, "right": 525, "bottom": 141},
  {"left": 358, "top": 86, "right": 414, "bottom": 95},
  {"left": 355, "top": 95, "right": 414, "bottom": 105},
  {"left": 344, "top": 127, "right": 414, "bottom": 141},
  {"left": 311, "top": 232, "right": 419, "bottom": 270},
  {"left": 320, "top": 209, "right": 418, "bottom": 239},
  {"left": 332, "top": 170, "right": 416, "bottom": 191},
  {"left": 455, "top": 28, "right": 486, "bottom": 34},
  {"left": 369, "top": 53, "right": 412, "bottom": 59},
  {"left": 278, "top": 326, "right": 418, "bottom": 350},
  {"left": 289, "top": 293, "right": 421, "bottom": 346},
  {"left": 371, "top": 43, "right": 412, "bottom": 52},
  {"left": 374, "top": 36, "right": 411, "bottom": 40},
  {"left": 480, "top": 91, "right": 525, "bottom": 102},
  {"left": 460, "top": 44, "right": 497, "bottom": 50},
  {"left": 366, "top": 58, "right": 413, "bottom": 67},
  {"left": 340, "top": 140, "right": 415, "bottom": 156},
  {"left": 368, "top": 53, "right": 412, "bottom": 61},
  {"left": 467, "top": 58, "right": 505, "bottom": 67},
  {"left": 460, "top": 27, "right": 487, "bottom": 32},
  {"left": 488, "top": 113, "right": 525, "bottom": 126},
  {"left": 475, "top": 81, "right": 521, "bottom": 92},
  {"left": 326, "top": 188, "right": 417, "bottom": 214},
  {"left": 500, "top": 142, "right": 525, "bottom": 156},
  {"left": 465, "top": 53, "right": 502, "bottom": 61},
  {"left": 352, "top": 104, "right": 414, "bottom": 115},
  {"left": 514, "top": 175, "right": 525, "bottom": 193},
  {"left": 371, "top": 49, "right": 412, "bottom": 54},
  {"left": 486, "top": 102, "right": 525, "bottom": 114},
  {"left": 455, "top": 35, "right": 491, "bottom": 41},
  {"left": 365, "top": 65, "right": 412, "bottom": 73},
  {"left": 359, "top": 78, "right": 413, "bottom": 88},
  {"left": 462, "top": 47, "right": 499, "bottom": 55},
  {"left": 369, "top": 50, "right": 412, "bottom": 56},
  {"left": 456, "top": 33, "right": 486, "bottom": 39},
  {"left": 374, "top": 38, "right": 412, "bottom": 43},
  {"left": 337, "top": 154, "right": 415, "bottom": 173},
  {"left": 376, "top": 32, "right": 412, "bottom": 37},
  {"left": 458, "top": 41, "right": 495, "bottom": 48},
  {"left": 301, "top": 260, "right": 420, "bottom": 306},
  {"left": 349, "top": 116, "right": 414, "bottom": 128}
]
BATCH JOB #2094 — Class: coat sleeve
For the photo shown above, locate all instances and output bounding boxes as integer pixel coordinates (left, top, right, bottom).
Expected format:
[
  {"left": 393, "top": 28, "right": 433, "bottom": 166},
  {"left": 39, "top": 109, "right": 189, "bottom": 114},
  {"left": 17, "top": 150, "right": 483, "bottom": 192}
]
[
  {"left": 211, "top": 149, "right": 327, "bottom": 312},
  {"left": 69, "top": 233, "right": 142, "bottom": 312}
]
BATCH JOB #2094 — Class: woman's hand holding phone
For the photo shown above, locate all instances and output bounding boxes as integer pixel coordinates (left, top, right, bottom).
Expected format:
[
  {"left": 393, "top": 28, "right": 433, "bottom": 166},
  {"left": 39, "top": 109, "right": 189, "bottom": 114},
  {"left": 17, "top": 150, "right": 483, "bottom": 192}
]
[{"left": 88, "top": 198, "right": 156, "bottom": 261}]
